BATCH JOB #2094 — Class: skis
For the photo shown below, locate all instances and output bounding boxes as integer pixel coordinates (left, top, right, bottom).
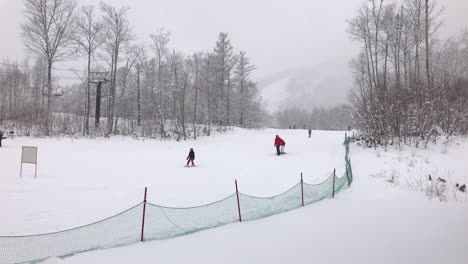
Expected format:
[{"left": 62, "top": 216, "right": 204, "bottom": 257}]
[{"left": 274, "top": 152, "right": 287, "bottom": 156}]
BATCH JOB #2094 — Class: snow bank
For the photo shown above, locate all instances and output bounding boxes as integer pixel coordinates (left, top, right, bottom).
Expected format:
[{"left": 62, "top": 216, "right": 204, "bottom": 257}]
[{"left": 353, "top": 138, "right": 468, "bottom": 202}]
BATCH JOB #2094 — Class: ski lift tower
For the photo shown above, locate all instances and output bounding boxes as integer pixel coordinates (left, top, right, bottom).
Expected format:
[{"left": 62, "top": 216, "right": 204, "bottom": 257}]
[{"left": 90, "top": 72, "right": 109, "bottom": 127}]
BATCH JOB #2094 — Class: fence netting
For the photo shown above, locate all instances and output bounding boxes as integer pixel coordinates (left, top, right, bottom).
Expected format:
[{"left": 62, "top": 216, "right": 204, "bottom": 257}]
[
  {"left": 0, "top": 136, "right": 353, "bottom": 264},
  {"left": 303, "top": 174, "right": 334, "bottom": 204},
  {"left": 144, "top": 194, "right": 239, "bottom": 240},
  {"left": 239, "top": 183, "right": 303, "bottom": 221},
  {"left": 0, "top": 203, "right": 143, "bottom": 264}
]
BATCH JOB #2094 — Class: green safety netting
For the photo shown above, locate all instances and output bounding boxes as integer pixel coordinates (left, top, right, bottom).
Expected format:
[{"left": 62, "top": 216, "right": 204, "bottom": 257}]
[
  {"left": 239, "top": 183, "right": 303, "bottom": 221},
  {"left": 303, "top": 173, "right": 334, "bottom": 204},
  {"left": 144, "top": 195, "right": 239, "bottom": 240},
  {"left": 0, "top": 203, "right": 143, "bottom": 264},
  {"left": 344, "top": 135, "right": 353, "bottom": 184},
  {"left": 0, "top": 136, "right": 353, "bottom": 264}
]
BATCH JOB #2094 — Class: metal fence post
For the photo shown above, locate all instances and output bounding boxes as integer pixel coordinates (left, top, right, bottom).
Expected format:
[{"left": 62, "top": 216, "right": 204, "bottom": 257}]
[
  {"left": 235, "top": 180, "right": 242, "bottom": 222},
  {"left": 141, "top": 187, "right": 147, "bottom": 242},
  {"left": 345, "top": 133, "right": 349, "bottom": 154},
  {"left": 332, "top": 169, "right": 336, "bottom": 198},
  {"left": 346, "top": 164, "right": 350, "bottom": 187},
  {"left": 301, "top": 173, "right": 304, "bottom": 206}
]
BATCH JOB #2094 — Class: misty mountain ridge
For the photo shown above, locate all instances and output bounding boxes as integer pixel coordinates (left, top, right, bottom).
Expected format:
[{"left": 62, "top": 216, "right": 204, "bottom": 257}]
[{"left": 259, "top": 59, "right": 352, "bottom": 113}]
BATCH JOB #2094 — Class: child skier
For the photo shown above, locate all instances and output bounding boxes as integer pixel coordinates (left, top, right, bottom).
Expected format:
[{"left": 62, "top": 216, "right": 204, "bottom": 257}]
[
  {"left": 280, "top": 139, "right": 286, "bottom": 154},
  {"left": 274, "top": 135, "right": 286, "bottom": 155},
  {"left": 186, "top": 148, "right": 195, "bottom": 167},
  {"left": 308, "top": 129, "right": 312, "bottom": 138}
]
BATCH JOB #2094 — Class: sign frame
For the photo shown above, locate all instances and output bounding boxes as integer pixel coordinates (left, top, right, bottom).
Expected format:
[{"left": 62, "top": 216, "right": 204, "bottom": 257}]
[{"left": 20, "top": 146, "right": 38, "bottom": 178}]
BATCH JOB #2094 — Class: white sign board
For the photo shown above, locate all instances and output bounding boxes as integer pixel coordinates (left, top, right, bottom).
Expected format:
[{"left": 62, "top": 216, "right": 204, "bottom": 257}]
[{"left": 21, "top": 146, "right": 38, "bottom": 164}]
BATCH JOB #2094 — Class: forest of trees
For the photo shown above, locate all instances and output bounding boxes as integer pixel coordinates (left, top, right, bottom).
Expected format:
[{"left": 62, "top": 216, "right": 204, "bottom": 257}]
[
  {"left": 275, "top": 105, "right": 353, "bottom": 130},
  {"left": 347, "top": 0, "right": 468, "bottom": 147},
  {"left": 4, "top": 0, "right": 466, "bottom": 142},
  {"left": 0, "top": 0, "right": 267, "bottom": 139}
]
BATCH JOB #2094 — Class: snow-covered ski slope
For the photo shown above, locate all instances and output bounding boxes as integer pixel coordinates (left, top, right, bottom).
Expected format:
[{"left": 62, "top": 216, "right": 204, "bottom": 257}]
[
  {"left": 2, "top": 129, "right": 468, "bottom": 264},
  {"left": 0, "top": 128, "right": 345, "bottom": 236}
]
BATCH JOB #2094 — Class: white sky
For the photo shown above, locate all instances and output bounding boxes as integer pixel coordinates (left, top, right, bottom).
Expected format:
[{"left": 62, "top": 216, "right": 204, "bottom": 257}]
[{"left": 0, "top": 0, "right": 467, "bottom": 85}]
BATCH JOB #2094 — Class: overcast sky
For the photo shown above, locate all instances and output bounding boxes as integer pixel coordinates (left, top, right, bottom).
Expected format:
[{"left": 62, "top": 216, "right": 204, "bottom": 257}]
[{"left": 0, "top": 0, "right": 467, "bottom": 83}]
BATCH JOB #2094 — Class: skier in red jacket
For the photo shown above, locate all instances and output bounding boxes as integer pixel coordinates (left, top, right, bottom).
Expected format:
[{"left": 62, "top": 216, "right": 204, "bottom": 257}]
[{"left": 274, "top": 135, "right": 286, "bottom": 155}]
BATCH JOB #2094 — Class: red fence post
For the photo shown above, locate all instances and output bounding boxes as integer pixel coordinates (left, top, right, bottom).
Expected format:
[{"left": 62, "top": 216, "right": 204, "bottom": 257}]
[
  {"left": 332, "top": 169, "right": 336, "bottom": 198},
  {"left": 235, "top": 180, "right": 242, "bottom": 222},
  {"left": 140, "top": 187, "right": 147, "bottom": 242},
  {"left": 301, "top": 173, "right": 304, "bottom": 206}
]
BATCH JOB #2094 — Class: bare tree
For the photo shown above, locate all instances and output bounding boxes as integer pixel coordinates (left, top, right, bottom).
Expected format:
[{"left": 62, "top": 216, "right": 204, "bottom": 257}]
[
  {"left": 133, "top": 45, "right": 146, "bottom": 127},
  {"left": 100, "top": 2, "right": 133, "bottom": 136},
  {"left": 348, "top": 0, "right": 468, "bottom": 146},
  {"left": 213, "top": 33, "right": 235, "bottom": 126},
  {"left": 425, "top": 0, "right": 430, "bottom": 89},
  {"left": 74, "top": 5, "right": 104, "bottom": 135},
  {"left": 22, "top": 0, "right": 76, "bottom": 135},
  {"left": 191, "top": 52, "right": 202, "bottom": 139},
  {"left": 235, "top": 51, "right": 255, "bottom": 126},
  {"left": 8, "top": 11, "right": 267, "bottom": 139},
  {"left": 150, "top": 29, "right": 171, "bottom": 137}
]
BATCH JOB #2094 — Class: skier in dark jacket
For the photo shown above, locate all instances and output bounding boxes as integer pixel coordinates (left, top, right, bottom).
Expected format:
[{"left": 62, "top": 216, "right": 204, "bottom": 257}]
[
  {"left": 186, "top": 148, "right": 195, "bottom": 167},
  {"left": 0, "top": 131, "right": 6, "bottom": 147}
]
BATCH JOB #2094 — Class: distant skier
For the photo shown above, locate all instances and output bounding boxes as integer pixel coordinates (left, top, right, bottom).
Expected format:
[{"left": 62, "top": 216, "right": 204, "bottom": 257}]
[
  {"left": 0, "top": 131, "right": 6, "bottom": 147},
  {"left": 274, "top": 135, "right": 286, "bottom": 155},
  {"left": 186, "top": 148, "right": 195, "bottom": 167},
  {"left": 308, "top": 129, "right": 312, "bottom": 138}
]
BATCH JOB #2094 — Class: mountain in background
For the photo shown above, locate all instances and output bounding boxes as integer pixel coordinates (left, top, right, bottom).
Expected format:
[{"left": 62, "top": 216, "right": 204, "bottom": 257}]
[{"left": 258, "top": 59, "right": 352, "bottom": 113}]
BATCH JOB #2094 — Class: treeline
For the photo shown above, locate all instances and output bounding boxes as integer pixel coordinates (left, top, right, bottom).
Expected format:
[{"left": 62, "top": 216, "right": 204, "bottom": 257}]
[
  {"left": 0, "top": 0, "right": 267, "bottom": 139},
  {"left": 347, "top": 0, "right": 468, "bottom": 147},
  {"left": 275, "top": 105, "right": 352, "bottom": 130}
]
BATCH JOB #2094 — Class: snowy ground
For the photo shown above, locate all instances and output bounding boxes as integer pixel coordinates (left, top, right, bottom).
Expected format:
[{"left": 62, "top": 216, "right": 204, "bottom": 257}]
[
  {"left": 2, "top": 129, "right": 468, "bottom": 264},
  {"left": 0, "top": 128, "right": 344, "bottom": 235},
  {"left": 357, "top": 138, "right": 468, "bottom": 202}
]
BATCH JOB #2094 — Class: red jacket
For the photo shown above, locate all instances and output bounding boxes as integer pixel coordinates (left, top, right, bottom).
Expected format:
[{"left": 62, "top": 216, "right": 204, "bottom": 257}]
[{"left": 274, "top": 136, "right": 285, "bottom": 146}]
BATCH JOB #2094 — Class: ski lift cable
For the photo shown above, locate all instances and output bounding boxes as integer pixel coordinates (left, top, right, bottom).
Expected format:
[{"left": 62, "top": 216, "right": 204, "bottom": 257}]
[
  {"left": 0, "top": 71, "right": 84, "bottom": 80},
  {"left": 0, "top": 62, "right": 87, "bottom": 72}
]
